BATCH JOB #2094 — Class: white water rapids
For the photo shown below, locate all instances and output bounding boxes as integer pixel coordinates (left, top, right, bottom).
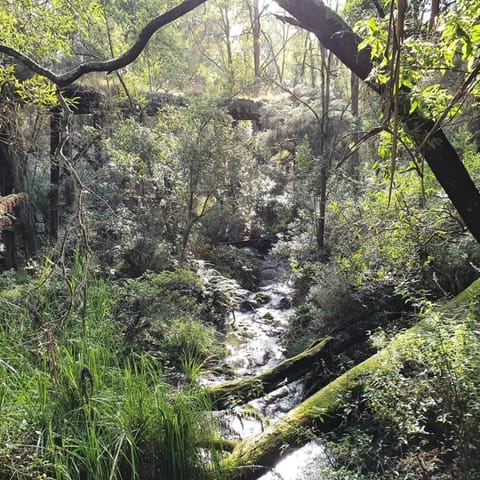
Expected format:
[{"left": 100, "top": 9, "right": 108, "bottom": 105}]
[{"left": 203, "top": 255, "right": 329, "bottom": 479}]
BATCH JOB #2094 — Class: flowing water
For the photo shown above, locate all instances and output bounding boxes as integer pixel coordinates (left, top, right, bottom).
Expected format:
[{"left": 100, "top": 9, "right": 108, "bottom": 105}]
[{"left": 205, "top": 254, "right": 329, "bottom": 479}]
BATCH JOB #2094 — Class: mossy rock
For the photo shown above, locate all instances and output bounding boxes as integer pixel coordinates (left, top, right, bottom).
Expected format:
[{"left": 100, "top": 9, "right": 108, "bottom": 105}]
[
  {"left": 255, "top": 293, "right": 271, "bottom": 305},
  {"left": 202, "top": 246, "right": 261, "bottom": 291}
]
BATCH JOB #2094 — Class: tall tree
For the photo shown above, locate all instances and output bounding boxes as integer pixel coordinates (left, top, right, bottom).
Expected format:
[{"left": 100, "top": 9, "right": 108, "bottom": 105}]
[
  {"left": 245, "top": 0, "right": 262, "bottom": 94},
  {"left": 274, "top": 0, "right": 480, "bottom": 244}
]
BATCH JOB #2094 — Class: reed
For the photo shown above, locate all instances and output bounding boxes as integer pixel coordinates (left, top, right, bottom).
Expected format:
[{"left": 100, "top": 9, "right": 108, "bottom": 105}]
[{"left": 0, "top": 257, "right": 223, "bottom": 479}]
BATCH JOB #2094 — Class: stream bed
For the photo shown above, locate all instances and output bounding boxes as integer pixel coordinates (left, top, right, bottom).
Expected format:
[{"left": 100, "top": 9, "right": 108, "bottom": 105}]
[{"left": 204, "top": 255, "right": 329, "bottom": 479}]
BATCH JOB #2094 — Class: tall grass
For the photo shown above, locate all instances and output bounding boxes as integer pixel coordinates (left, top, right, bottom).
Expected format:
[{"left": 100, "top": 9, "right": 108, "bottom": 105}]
[{"left": 0, "top": 259, "right": 224, "bottom": 480}]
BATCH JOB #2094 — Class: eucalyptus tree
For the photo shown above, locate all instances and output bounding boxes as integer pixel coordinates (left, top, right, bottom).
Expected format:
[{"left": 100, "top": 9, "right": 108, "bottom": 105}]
[
  {"left": 273, "top": 0, "right": 480, "bottom": 245},
  {"left": 0, "top": 0, "right": 104, "bottom": 265},
  {"left": 158, "top": 99, "right": 259, "bottom": 258},
  {"left": 0, "top": 0, "right": 206, "bottom": 257}
]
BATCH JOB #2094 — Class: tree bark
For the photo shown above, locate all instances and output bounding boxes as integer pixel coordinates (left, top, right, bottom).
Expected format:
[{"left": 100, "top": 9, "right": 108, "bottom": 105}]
[
  {"left": 371, "top": 0, "right": 386, "bottom": 18},
  {"left": 315, "top": 44, "right": 332, "bottom": 256},
  {"left": 0, "top": 193, "right": 29, "bottom": 229},
  {"left": 274, "top": 0, "right": 480, "bottom": 244},
  {"left": 220, "top": 278, "right": 480, "bottom": 479},
  {"left": 251, "top": 0, "right": 261, "bottom": 94},
  {"left": 349, "top": 71, "right": 360, "bottom": 183},
  {"left": 49, "top": 109, "right": 61, "bottom": 242},
  {"left": 0, "top": 137, "right": 16, "bottom": 270},
  {"left": 0, "top": 193, "right": 28, "bottom": 271},
  {"left": 428, "top": 0, "right": 440, "bottom": 35},
  {"left": 0, "top": 126, "right": 36, "bottom": 269}
]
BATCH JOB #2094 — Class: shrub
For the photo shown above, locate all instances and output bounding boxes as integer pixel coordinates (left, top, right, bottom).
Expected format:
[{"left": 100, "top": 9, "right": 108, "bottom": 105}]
[
  {"left": 115, "top": 269, "right": 227, "bottom": 369},
  {"left": 323, "top": 307, "right": 480, "bottom": 479},
  {"left": 284, "top": 263, "right": 382, "bottom": 355},
  {"left": 121, "top": 238, "right": 174, "bottom": 277}
]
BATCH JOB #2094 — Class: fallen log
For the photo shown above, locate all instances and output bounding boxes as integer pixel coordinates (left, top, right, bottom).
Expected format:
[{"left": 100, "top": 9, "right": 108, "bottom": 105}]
[
  {"left": 219, "top": 278, "right": 480, "bottom": 480},
  {"left": 209, "top": 308, "right": 394, "bottom": 409},
  {"left": 209, "top": 337, "right": 332, "bottom": 409}
]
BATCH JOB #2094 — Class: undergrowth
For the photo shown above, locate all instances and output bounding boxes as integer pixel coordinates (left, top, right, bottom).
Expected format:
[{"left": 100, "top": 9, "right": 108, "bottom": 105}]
[
  {"left": 0, "top": 256, "right": 226, "bottom": 480},
  {"left": 321, "top": 302, "right": 480, "bottom": 479}
]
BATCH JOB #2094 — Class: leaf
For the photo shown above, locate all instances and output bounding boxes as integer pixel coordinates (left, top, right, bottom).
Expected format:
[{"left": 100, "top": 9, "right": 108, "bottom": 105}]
[
  {"left": 409, "top": 100, "right": 419, "bottom": 115},
  {"left": 357, "top": 38, "right": 371, "bottom": 53}
]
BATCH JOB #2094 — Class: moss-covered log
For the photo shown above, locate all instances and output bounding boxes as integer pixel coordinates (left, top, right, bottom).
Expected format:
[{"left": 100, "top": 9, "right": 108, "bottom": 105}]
[
  {"left": 220, "top": 278, "right": 480, "bottom": 480},
  {"left": 209, "top": 337, "right": 332, "bottom": 409},
  {"left": 210, "top": 308, "right": 395, "bottom": 409}
]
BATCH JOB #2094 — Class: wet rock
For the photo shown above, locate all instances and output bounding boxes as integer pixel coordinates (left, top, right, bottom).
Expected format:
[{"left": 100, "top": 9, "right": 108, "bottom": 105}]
[
  {"left": 262, "top": 311, "right": 274, "bottom": 320},
  {"left": 239, "top": 327, "right": 254, "bottom": 339},
  {"left": 262, "top": 350, "right": 272, "bottom": 364},
  {"left": 239, "top": 299, "right": 258, "bottom": 312},
  {"left": 255, "top": 293, "right": 271, "bottom": 304},
  {"left": 260, "top": 267, "right": 277, "bottom": 281},
  {"left": 267, "top": 386, "right": 289, "bottom": 401},
  {"left": 276, "top": 400, "right": 293, "bottom": 413},
  {"left": 278, "top": 296, "right": 292, "bottom": 310},
  {"left": 266, "top": 328, "right": 280, "bottom": 337}
]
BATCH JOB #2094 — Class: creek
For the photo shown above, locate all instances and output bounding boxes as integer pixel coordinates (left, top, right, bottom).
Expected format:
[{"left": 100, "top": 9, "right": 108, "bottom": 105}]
[{"left": 205, "top": 254, "right": 330, "bottom": 479}]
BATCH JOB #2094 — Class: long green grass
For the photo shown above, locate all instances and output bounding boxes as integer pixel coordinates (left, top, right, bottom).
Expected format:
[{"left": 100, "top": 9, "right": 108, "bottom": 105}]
[{"left": 0, "top": 260, "right": 224, "bottom": 480}]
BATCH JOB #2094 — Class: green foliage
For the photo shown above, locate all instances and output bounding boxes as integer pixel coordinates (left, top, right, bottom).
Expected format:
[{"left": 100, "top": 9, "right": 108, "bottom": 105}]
[
  {"left": 118, "top": 268, "right": 210, "bottom": 322},
  {"left": 324, "top": 306, "right": 480, "bottom": 479},
  {"left": 163, "top": 316, "right": 220, "bottom": 377},
  {"left": 326, "top": 160, "right": 480, "bottom": 298},
  {"left": 96, "top": 100, "right": 259, "bottom": 262},
  {"left": 115, "top": 268, "right": 227, "bottom": 371},
  {"left": 156, "top": 97, "right": 259, "bottom": 253},
  {"left": 284, "top": 263, "right": 366, "bottom": 355},
  {"left": 121, "top": 238, "right": 173, "bottom": 277},
  {"left": 0, "top": 0, "right": 103, "bottom": 108},
  {"left": 351, "top": 0, "right": 480, "bottom": 119},
  {"left": 0, "top": 258, "right": 222, "bottom": 480}
]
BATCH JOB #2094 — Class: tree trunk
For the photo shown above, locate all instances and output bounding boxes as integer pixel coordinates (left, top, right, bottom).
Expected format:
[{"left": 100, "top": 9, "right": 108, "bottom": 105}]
[
  {"left": 371, "top": 0, "right": 386, "bottom": 18},
  {"left": 349, "top": 71, "right": 360, "bottom": 183},
  {"left": 428, "top": 0, "right": 440, "bottom": 35},
  {"left": 0, "top": 127, "right": 36, "bottom": 269},
  {"left": 315, "top": 44, "right": 332, "bottom": 256},
  {"left": 252, "top": 0, "right": 261, "bottom": 95},
  {"left": 220, "top": 278, "right": 480, "bottom": 479},
  {"left": 274, "top": 0, "right": 480, "bottom": 244},
  {"left": 0, "top": 131, "right": 18, "bottom": 270},
  {"left": 49, "top": 108, "right": 61, "bottom": 242},
  {"left": 308, "top": 35, "right": 316, "bottom": 88}
]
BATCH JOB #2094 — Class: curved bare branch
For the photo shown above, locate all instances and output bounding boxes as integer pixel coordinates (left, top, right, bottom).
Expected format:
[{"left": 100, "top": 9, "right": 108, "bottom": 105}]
[{"left": 0, "top": 0, "right": 207, "bottom": 87}]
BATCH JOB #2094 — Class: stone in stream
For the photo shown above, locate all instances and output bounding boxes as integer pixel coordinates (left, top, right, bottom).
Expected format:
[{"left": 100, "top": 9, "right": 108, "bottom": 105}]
[
  {"left": 260, "top": 267, "right": 277, "bottom": 281},
  {"left": 278, "top": 296, "right": 292, "bottom": 310},
  {"left": 254, "top": 293, "right": 271, "bottom": 304},
  {"left": 239, "top": 299, "right": 258, "bottom": 312}
]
